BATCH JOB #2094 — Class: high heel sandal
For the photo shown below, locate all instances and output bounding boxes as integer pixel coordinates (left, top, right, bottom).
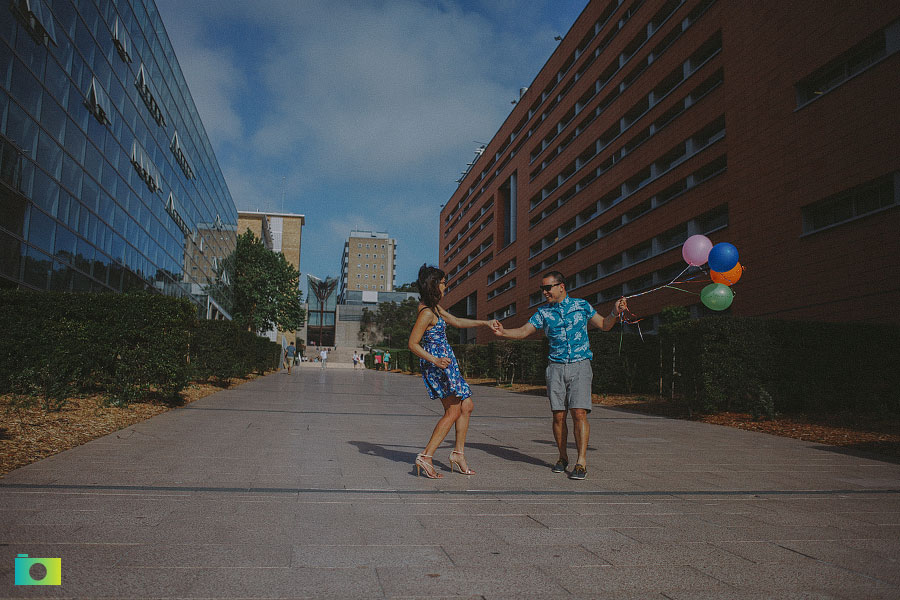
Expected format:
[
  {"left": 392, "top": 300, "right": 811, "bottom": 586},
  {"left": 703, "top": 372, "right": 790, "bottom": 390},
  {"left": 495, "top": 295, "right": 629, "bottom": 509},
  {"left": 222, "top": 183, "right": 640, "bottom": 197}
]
[
  {"left": 415, "top": 453, "right": 442, "bottom": 479},
  {"left": 449, "top": 450, "right": 475, "bottom": 475}
]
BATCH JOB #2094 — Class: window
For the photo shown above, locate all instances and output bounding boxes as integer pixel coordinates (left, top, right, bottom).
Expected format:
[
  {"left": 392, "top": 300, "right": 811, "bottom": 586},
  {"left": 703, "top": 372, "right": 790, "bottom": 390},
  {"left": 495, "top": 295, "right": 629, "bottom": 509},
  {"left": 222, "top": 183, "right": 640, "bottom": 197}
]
[
  {"left": 135, "top": 64, "right": 166, "bottom": 127},
  {"left": 500, "top": 172, "right": 517, "bottom": 245},
  {"left": 802, "top": 173, "right": 898, "bottom": 234},
  {"left": 85, "top": 78, "right": 112, "bottom": 125},
  {"left": 131, "top": 141, "right": 161, "bottom": 193},
  {"left": 796, "top": 21, "right": 899, "bottom": 107},
  {"left": 112, "top": 16, "right": 132, "bottom": 63},
  {"left": 10, "top": 0, "right": 57, "bottom": 46},
  {"left": 165, "top": 193, "right": 190, "bottom": 236},
  {"left": 170, "top": 132, "right": 195, "bottom": 179}
]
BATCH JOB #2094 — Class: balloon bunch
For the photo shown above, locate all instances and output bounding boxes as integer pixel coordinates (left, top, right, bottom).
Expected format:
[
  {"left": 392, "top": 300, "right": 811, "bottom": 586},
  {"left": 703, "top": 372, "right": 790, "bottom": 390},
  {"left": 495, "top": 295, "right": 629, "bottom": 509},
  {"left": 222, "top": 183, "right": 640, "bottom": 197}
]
[{"left": 681, "top": 235, "right": 744, "bottom": 311}]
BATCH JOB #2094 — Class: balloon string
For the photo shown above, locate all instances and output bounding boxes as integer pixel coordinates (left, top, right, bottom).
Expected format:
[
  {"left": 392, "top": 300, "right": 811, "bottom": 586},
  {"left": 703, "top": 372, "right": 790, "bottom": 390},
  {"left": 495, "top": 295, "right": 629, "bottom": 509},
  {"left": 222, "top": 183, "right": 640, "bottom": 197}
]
[
  {"left": 624, "top": 264, "right": 700, "bottom": 300},
  {"left": 662, "top": 285, "right": 699, "bottom": 296}
]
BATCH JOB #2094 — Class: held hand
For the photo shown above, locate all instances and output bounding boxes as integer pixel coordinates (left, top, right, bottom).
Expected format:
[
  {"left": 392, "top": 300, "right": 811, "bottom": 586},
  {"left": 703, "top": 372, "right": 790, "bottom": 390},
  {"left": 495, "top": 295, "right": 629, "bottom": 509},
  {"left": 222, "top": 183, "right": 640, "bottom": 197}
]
[
  {"left": 614, "top": 296, "right": 628, "bottom": 316},
  {"left": 492, "top": 321, "right": 505, "bottom": 337},
  {"left": 486, "top": 319, "right": 501, "bottom": 331},
  {"left": 433, "top": 356, "right": 452, "bottom": 369}
]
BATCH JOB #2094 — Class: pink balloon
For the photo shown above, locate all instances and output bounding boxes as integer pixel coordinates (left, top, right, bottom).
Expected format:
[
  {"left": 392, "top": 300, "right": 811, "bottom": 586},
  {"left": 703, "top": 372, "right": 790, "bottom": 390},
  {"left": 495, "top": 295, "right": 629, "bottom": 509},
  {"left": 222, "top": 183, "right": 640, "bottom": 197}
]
[{"left": 682, "top": 235, "right": 713, "bottom": 266}]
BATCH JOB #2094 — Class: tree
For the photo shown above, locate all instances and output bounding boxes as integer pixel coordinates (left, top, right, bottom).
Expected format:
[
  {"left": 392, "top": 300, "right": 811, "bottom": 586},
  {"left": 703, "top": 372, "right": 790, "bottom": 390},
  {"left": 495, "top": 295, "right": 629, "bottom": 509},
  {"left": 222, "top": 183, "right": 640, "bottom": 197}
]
[
  {"left": 225, "top": 229, "right": 305, "bottom": 334},
  {"left": 359, "top": 297, "right": 458, "bottom": 348},
  {"left": 395, "top": 281, "right": 417, "bottom": 292}
]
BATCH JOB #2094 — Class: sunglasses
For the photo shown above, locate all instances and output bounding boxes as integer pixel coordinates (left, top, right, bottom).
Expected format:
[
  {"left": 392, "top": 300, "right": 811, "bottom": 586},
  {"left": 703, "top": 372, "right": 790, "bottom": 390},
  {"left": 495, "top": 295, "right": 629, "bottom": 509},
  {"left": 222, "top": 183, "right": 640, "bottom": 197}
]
[{"left": 539, "top": 282, "right": 562, "bottom": 292}]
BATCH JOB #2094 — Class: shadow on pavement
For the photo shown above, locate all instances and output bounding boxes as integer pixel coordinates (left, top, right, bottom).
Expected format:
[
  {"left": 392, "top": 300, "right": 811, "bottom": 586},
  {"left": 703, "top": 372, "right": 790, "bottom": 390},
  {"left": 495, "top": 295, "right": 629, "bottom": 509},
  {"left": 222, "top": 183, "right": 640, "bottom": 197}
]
[
  {"left": 348, "top": 440, "right": 553, "bottom": 470},
  {"left": 811, "top": 443, "right": 900, "bottom": 465},
  {"left": 465, "top": 442, "right": 550, "bottom": 468}
]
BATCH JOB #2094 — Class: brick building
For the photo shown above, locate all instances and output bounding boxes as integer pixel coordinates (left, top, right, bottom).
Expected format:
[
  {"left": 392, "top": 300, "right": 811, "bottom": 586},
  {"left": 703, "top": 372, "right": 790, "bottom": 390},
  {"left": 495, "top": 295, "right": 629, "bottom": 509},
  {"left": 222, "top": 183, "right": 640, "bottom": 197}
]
[{"left": 440, "top": 0, "right": 900, "bottom": 343}]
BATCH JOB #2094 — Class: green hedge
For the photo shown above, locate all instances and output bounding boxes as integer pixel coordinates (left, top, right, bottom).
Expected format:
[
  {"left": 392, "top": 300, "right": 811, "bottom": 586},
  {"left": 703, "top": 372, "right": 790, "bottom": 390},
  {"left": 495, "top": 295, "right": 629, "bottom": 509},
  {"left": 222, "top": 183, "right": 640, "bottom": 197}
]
[
  {"left": 0, "top": 290, "right": 281, "bottom": 406},
  {"left": 0, "top": 290, "right": 195, "bottom": 404},
  {"left": 662, "top": 318, "right": 900, "bottom": 415},
  {"left": 191, "top": 320, "right": 280, "bottom": 383},
  {"left": 386, "top": 317, "right": 900, "bottom": 417}
]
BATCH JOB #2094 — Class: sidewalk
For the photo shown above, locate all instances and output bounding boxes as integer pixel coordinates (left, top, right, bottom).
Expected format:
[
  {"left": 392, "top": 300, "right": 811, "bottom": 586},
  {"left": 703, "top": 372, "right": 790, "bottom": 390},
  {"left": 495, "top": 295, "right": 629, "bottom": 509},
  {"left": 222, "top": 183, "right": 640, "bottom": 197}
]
[{"left": 1, "top": 368, "right": 898, "bottom": 598}]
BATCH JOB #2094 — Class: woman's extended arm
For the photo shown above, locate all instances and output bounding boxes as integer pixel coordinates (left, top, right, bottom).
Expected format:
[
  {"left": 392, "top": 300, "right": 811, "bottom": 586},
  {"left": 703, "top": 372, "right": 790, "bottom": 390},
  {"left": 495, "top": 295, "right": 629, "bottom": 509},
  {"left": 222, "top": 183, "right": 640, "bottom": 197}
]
[
  {"left": 408, "top": 308, "right": 451, "bottom": 369},
  {"left": 435, "top": 305, "right": 499, "bottom": 330}
]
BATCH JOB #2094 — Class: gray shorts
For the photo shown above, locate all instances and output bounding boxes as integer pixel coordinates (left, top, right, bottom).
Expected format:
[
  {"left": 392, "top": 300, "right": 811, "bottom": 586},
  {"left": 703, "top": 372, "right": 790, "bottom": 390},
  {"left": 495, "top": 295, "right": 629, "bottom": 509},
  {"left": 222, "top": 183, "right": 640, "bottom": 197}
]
[{"left": 546, "top": 359, "right": 593, "bottom": 412}]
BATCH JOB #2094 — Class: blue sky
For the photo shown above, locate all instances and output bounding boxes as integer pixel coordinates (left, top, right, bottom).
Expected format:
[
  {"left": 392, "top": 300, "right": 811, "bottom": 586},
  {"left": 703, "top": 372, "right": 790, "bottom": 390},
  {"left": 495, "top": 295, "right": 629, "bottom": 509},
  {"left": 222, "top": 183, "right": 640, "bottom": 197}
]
[{"left": 155, "top": 0, "right": 589, "bottom": 287}]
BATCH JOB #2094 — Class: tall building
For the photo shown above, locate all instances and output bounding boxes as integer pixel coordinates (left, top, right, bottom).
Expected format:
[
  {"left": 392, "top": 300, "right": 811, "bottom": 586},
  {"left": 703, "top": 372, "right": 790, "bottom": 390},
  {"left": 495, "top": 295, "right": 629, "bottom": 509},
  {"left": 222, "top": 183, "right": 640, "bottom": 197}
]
[
  {"left": 0, "top": 0, "right": 238, "bottom": 319},
  {"left": 237, "top": 210, "right": 305, "bottom": 274},
  {"left": 338, "top": 230, "right": 396, "bottom": 303},
  {"left": 440, "top": 0, "right": 900, "bottom": 343}
]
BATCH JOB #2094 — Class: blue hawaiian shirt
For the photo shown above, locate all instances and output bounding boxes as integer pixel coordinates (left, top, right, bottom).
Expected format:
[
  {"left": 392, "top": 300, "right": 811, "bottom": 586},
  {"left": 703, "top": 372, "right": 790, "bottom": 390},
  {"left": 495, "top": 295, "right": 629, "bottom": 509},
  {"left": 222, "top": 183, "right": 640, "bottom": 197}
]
[{"left": 528, "top": 296, "right": 596, "bottom": 363}]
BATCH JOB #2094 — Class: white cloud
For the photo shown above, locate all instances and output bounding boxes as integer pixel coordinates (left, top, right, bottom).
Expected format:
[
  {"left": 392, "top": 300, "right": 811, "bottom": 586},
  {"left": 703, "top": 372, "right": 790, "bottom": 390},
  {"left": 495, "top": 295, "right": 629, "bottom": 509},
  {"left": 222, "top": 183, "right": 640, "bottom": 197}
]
[
  {"left": 155, "top": 0, "right": 588, "bottom": 284},
  {"left": 156, "top": 7, "right": 245, "bottom": 146}
]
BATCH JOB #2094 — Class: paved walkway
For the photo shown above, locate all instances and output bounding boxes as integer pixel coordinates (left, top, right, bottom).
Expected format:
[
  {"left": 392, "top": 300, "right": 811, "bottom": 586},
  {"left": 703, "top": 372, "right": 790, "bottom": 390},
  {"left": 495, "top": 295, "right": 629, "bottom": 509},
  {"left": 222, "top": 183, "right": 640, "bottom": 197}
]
[{"left": 1, "top": 368, "right": 898, "bottom": 598}]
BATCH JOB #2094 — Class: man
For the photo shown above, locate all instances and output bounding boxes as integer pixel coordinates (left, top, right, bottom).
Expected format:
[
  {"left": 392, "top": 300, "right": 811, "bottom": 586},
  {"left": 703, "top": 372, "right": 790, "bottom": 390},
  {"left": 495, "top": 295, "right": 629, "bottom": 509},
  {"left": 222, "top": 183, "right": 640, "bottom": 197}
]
[
  {"left": 494, "top": 271, "right": 627, "bottom": 480},
  {"left": 284, "top": 342, "right": 296, "bottom": 374},
  {"left": 319, "top": 348, "right": 328, "bottom": 369}
]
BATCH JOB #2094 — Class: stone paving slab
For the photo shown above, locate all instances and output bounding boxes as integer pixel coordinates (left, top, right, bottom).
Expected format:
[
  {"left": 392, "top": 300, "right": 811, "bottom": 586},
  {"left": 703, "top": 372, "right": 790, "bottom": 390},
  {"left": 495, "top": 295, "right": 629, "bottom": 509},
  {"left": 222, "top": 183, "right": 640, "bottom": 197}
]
[{"left": 1, "top": 367, "right": 899, "bottom": 598}]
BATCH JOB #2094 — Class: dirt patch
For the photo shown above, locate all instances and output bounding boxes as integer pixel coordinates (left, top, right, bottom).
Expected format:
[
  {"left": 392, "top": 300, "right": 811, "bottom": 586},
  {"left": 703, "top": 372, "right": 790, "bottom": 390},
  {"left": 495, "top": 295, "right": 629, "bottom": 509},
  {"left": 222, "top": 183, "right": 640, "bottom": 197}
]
[
  {"left": 0, "top": 375, "right": 268, "bottom": 477},
  {"left": 467, "top": 378, "right": 900, "bottom": 462}
]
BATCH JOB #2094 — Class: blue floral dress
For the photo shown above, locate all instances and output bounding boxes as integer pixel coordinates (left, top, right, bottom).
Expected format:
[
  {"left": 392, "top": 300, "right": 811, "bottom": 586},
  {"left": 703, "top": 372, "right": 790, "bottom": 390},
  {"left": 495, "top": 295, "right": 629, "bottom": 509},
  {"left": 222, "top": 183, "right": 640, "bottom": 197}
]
[{"left": 419, "top": 316, "right": 472, "bottom": 401}]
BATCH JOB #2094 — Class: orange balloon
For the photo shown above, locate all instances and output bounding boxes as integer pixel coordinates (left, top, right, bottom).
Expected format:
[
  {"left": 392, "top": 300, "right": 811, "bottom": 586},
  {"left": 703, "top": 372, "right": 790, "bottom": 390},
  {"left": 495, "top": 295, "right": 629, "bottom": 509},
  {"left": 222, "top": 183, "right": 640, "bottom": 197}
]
[{"left": 710, "top": 262, "right": 744, "bottom": 286}]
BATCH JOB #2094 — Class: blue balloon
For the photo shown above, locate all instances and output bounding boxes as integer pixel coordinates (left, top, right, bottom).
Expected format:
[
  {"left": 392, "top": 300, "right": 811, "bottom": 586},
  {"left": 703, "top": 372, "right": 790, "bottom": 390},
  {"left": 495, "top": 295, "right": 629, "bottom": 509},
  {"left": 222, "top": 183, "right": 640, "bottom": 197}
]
[{"left": 708, "top": 242, "right": 739, "bottom": 272}]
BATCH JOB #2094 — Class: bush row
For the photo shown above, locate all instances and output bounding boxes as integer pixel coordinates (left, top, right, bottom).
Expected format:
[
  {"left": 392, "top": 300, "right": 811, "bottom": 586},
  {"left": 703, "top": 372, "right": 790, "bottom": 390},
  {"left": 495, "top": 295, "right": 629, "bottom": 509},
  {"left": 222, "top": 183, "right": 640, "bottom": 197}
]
[
  {"left": 662, "top": 317, "right": 900, "bottom": 416},
  {"left": 378, "top": 317, "right": 900, "bottom": 416},
  {"left": 0, "top": 290, "right": 282, "bottom": 406}
]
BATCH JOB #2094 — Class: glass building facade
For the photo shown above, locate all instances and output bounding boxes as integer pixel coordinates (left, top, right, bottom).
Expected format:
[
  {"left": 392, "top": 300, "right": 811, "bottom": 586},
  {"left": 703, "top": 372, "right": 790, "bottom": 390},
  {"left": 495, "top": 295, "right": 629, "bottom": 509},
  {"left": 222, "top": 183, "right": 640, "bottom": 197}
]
[{"left": 0, "top": 0, "right": 237, "bottom": 317}]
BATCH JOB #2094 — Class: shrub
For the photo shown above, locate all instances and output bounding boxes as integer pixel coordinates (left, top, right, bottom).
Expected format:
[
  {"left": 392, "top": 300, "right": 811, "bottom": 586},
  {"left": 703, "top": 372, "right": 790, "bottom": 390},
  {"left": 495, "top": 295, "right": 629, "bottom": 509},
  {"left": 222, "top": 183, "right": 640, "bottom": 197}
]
[{"left": 0, "top": 290, "right": 194, "bottom": 405}]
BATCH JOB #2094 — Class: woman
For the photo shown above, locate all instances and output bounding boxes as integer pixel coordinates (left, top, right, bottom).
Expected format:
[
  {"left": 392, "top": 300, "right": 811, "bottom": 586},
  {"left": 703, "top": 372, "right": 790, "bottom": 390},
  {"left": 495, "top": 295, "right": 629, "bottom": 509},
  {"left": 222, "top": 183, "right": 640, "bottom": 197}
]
[{"left": 408, "top": 264, "right": 499, "bottom": 478}]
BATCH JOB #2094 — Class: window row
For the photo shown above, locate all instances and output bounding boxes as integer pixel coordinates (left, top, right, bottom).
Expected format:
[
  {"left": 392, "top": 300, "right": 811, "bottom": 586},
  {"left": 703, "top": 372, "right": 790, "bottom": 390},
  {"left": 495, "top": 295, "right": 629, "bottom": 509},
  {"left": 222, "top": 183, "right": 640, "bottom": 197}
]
[
  {"left": 487, "top": 258, "right": 517, "bottom": 286},
  {"left": 528, "top": 204, "right": 729, "bottom": 308},
  {"left": 486, "top": 277, "right": 516, "bottom": 301},
  {"left": 446, "top": 251, "right": 493, "bottom": 293},
  {"left": 488, "top": 302, "right": 516, "bottom": 321},
  {"left": 796, "top": 20, "right": 899, "bottom": 107},
  {"left": 528, "top": 31, "right": 723, "bottom": 212},
  {"left": 444, "top": 0, "right": 644, "bottom": 227},
  {"left": 802, "top": 172, "right": 898, "bottom": 235},
  {"left": 444, "top": 198, "right": 494, "bottom": 251},
  {"left": 445, "top": 0, "right": 716, "bottom": 235},
  {"left": 529, "top": 0, "right": 695, "bottom": 167},
  {"left": 443, "top": 214, "right": 494, "bottom": 267},
  {"left": 447, "top": 236, "right": 493, "bottom": 282},
  {"left": 529, "top": 66, "right": 723, "bottom": 230},
  {"left": 528, "top": 117, "right": 726, "bottom": 269}
]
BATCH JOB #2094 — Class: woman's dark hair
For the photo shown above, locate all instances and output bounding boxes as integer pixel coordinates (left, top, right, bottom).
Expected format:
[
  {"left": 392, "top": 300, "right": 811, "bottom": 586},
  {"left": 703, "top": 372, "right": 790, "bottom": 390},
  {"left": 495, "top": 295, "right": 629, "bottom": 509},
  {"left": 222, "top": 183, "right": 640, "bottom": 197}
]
[{"left": 417, "top": 264, "right": 446, "bottom": 311}]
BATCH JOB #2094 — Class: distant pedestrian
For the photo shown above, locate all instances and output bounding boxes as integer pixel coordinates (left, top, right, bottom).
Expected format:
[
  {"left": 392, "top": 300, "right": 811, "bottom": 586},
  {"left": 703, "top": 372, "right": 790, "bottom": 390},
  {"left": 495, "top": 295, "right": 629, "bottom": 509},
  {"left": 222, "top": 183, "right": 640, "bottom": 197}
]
[
  {"left": 352, "top": 351, "right": 360, "bottom": 369},
  {"left": 284, "top": 342, "right": 296, "bottom": 374},
  {"left": 408, "top": 264, "right": 500, "bottom": 478},
  {"left": 319, "top": 348, "right": 328, "bottom": 369},
  {"left": 383, "top": 351, "right": 391, "bottom": 371}
]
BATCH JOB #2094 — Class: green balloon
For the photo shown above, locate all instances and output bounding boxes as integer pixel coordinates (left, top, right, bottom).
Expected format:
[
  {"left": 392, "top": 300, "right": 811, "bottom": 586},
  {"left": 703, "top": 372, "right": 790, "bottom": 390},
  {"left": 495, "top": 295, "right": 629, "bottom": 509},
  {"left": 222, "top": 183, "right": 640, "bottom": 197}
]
[{"left": 701, "top": 283, "right": 734, "bottom": 311}]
